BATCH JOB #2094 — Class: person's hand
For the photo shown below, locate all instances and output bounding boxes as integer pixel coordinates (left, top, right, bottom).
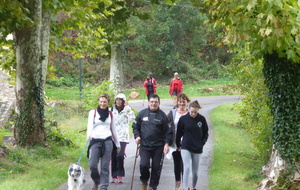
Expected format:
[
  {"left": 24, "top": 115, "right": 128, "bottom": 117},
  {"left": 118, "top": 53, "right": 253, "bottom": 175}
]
[
  {"left": 135, "top": 137, "right": 141, "bottom": 144},
  {"left": 116, "top": 147, "right": 121, "bottom": 154},
  {"left": 124, "top": 101, "right": 129, "bottom": 106},
  {"left": 87, "top": 136, "right": 92, "bottom": 140},
  {"left": 177, "top": 147, "right": 181, "bottom": 151},
  {"left": 164, "top": 143, "right": 170, "bottom": 154}
]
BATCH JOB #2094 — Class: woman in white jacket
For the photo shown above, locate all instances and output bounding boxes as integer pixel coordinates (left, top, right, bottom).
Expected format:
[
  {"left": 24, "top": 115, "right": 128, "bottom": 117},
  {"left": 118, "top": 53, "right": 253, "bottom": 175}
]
[
  {"left": 87, "top": 94, "right": 121, "bottom": 190},
  {"left": 110, "top": 93, "right": 135, "bottom": 184}
]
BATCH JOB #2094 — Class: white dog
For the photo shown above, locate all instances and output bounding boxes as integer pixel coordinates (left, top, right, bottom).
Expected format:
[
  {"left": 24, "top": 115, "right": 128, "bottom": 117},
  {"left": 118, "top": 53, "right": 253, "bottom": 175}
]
[{"left": 68, "top": 163, "right": 85, "bottom": 190}]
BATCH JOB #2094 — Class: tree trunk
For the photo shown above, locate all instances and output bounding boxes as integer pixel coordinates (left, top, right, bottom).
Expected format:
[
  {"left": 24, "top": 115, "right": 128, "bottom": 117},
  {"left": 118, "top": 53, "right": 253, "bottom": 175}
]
[
  {"left": 14, "top": 0, "right": 45, "bottom": 146},
  {"left": 259, "top": 53, "right": 300, "bottom": 189},
  {"left": 110, "top": 43, "right": 124, "bottom": 93},
  {"left": 40, "top": 8, "right": 51, "bottom": 85}
]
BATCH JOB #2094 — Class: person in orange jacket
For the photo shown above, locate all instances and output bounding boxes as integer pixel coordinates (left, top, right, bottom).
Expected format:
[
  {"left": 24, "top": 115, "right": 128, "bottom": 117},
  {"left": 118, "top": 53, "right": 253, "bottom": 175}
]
[
  {"left": 169, "top": 72, "right": 184, "bottom": 106},
  {"left": 143, "top": 73, "right": 157, "bottom": 100}
]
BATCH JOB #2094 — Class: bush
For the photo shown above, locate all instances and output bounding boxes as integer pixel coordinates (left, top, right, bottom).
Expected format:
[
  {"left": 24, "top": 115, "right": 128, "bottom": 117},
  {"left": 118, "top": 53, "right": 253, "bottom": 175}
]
[
  {"left": 82, "top": 80, "right": 117, "bottom": 111},
  {"left": 46, "top": 77, "right": 77, "bottom": 87},
  {"left": 227, "top": 46, "right": 273, "bottom": 162}
]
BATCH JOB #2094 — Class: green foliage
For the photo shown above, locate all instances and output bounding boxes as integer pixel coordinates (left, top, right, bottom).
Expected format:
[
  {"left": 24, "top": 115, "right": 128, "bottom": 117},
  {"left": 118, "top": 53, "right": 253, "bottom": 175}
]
[
  {"left": 263, "top": 53, "right": 300, "bottom": 167},
  {"left": 197, "top": 0, "right": 300, "bottom": 63},
  {"left": 82, "top": 80, "right": 116, "bottom": 110},
  {"left": 47, "top": 54, "right": 111, "bottom": 86},
  {"left": 44, "top": 120, "right": 75, "bottom": 146},
  {"left": 0, "top": 40, "right": 16, "bottom": 77},
  {"left": 227, "top": 45, "right": 273, "bottom": 162},
  {"left": 194, "top": 0, "right": 300, "bottom": 180},
  {"left": 124, "top": 1, "right": 232, "bottom": 82},
  {"left": 46, "top": 77, "right": 76, "bottom": 87},
  {"left": 0, "top": 0, "right": 30, "bottom": 42}
]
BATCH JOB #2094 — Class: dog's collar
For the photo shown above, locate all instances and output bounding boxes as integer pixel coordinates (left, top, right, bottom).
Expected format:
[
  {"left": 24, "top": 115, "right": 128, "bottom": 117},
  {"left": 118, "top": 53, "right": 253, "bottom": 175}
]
[{"left": 74, "top": 179, "right": 77, "bottom": 182}]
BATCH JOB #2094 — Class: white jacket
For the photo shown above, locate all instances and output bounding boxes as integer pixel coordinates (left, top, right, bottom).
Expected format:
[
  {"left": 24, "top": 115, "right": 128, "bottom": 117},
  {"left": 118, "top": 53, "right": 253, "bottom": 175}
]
[{"left": 110, "top": 105, "right": 135, "bottom": 142}]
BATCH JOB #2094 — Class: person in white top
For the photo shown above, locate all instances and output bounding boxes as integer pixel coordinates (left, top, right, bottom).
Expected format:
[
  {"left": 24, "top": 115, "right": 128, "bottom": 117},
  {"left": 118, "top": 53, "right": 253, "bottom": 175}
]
[
  {"left": 110, "top": 93, "right": 135, "bottom": 184},
  {"left": 86, "top": 94, "right": 121, "bottom": 190},
  {"left": 167, "top": 93, "right": 191, "bottom": 190}
]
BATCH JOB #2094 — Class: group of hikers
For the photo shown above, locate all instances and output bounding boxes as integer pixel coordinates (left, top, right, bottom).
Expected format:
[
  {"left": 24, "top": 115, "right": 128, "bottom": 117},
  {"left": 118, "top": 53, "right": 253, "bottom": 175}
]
[{"left": 86, "top": 72, "right": 209, "bottom": 190}]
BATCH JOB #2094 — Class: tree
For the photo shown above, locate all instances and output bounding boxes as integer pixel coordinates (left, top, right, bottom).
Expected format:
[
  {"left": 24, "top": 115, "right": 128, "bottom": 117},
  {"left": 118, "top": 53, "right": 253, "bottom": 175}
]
[
  {"left": 92, "top": 0, "right": 150, "bottom": 92},
  {"left": 13, "top": 0, "right": 45, "bottom": 145},
  {"left": 0, "top": 0, "right": 114, "bottom": 146},
  {"left": 193, "top": 0, "right": 299, "bottom": 188},
  {"left": 124, "top": 1, "right": 231, "bottom": 83}
]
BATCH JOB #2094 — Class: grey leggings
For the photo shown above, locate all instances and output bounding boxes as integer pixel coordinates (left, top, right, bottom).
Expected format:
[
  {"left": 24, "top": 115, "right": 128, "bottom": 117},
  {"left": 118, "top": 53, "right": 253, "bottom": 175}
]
[
  {"left": 181, "top": 149, "right": 201, "bottom": 190},
  {"left": 89, "top": 139, "right": 113, "bottom": 190}
]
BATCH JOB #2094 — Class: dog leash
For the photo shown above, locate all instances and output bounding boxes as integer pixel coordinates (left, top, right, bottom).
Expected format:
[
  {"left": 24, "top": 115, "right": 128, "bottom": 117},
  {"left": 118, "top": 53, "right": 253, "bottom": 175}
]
[{"left": 77, "top": 139, "right": 90, "bottom": 164}]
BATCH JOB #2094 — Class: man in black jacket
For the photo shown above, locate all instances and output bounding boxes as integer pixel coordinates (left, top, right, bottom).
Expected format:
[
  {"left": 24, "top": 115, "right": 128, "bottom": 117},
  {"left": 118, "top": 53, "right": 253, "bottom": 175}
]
[{"left": 133, "top": 94, "right": 173, "bottom": 190}]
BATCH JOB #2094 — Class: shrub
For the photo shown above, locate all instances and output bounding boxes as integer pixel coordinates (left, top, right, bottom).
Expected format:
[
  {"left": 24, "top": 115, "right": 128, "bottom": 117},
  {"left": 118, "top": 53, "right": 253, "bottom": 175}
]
[{"left": 82, "top": 80, "right": 117, "bottom": 111}]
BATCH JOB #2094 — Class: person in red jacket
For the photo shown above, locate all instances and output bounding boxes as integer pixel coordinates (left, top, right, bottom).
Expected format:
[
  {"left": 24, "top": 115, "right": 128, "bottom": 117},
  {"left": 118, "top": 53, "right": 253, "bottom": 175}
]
[
  {"left": 143, "top": 73, "right": 157, "bottom": 100},
  {"left": 169, "top": 72, "right": 184, "bottom": 106}
]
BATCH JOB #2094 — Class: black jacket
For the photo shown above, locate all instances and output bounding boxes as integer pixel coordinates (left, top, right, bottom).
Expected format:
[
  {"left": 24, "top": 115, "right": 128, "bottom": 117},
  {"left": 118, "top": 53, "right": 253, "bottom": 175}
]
[
  {"left": 133, "top": 108, "right": 172, "bottom": 149},
  {"left": 176, "top": 113, "right": 209, "bottom": 153}
]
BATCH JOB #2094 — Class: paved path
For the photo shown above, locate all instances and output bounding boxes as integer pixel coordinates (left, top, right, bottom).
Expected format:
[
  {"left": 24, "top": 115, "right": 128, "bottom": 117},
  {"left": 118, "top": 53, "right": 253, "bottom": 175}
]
[{"left": 56, "top": 95, "right": 241, "bottom": 190}]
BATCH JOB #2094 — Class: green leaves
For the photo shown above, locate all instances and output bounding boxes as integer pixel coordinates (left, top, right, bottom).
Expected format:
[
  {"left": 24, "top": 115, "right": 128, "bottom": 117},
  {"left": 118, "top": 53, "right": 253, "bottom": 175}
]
[
  {"left": 263, "top": 52, "right": 300, "bottom": 168},
  {"left": 124, "top": 1, "right": 230, "bottom": 80},
  {"left": 82, "top": 80, "right": 116, "bottom": 111},
  {"left": 197, "top": 0, "right": 300, "bottom": 63},
  {"left": 227, "top": 45, "right": 273, "bottom": 161}
]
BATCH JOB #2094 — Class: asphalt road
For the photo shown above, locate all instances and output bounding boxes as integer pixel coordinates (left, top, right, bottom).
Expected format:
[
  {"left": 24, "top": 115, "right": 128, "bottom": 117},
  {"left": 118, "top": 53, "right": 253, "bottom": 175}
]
[{"left": 56, "top": 95, "right": 241, "bottom": 190}]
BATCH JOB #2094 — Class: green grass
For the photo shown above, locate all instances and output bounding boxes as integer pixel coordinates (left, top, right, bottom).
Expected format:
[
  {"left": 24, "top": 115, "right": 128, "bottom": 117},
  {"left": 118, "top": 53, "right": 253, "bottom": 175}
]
[
  {"left": 44, "top": 78, "right": 238, "bottom": 102},
  {"left": 209, "top": 103, "right": 264, "bottom": 190},
  {"left": 0, "top": 103, "right": 89, "bottom": 190},
  {"left": 45, "top": 86, "right": 81, "bottom": 101},
  {"left": 117, "top": 78, "right": 237, "bottom": 100}
]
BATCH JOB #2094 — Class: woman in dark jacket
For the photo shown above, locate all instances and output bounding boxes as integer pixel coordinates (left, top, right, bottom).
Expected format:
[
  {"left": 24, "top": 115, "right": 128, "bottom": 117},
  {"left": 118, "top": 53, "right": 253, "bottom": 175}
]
[
  {"left": 143, "top": 73, "right": 157, "bottom": 100},
  {"left": 176, "top": 100, "right": 209, "bottom": 190}
]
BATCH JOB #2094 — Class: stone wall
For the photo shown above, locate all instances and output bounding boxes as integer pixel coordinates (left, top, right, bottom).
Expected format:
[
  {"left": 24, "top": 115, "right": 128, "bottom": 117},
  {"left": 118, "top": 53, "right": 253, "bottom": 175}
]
[{"left": 0, "top": 70, "right": 16, "bottom": 129}]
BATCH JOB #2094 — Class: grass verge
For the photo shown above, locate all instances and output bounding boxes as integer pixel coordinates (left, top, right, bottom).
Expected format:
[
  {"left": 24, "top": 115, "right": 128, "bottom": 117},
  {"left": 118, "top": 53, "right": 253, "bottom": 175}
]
[
  {"left": 44, "top": 78, "right": 238, "bottom": 101},
  {"left": 209, "top": 103, "right": 264, "bottom": 190},
  {"left": 0, "top": 104, "right": 89, "bottom": 190}
]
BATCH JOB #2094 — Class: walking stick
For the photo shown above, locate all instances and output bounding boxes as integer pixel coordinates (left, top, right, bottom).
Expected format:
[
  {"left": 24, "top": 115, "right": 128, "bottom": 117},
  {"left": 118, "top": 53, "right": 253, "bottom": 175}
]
[
  {"left": 143, "top": 94, "right": 146, "bottom": 106},
  {"left": 130, "top": 144, "right": 139, "bottom": 190}
]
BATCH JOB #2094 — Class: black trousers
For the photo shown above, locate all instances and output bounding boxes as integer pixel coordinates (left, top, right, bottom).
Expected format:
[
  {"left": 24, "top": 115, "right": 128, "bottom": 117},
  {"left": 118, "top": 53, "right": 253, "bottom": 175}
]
[
  {"left": 139, "top": 146, "right": 164, "bottom": 189},
  {"left": 172, "top": 150, "right": 183, "bottom": 181},
  {"left": 147, "top": 91, "right": 154, "bottom": 101},
  {"left": 111, "top": 142, "right": 127, "bottom": 178}
]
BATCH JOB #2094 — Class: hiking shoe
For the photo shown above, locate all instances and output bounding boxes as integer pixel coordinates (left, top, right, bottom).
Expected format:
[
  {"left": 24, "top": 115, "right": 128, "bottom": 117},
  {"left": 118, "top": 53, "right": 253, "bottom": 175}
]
[
  {"left": 92, "top": 184, "right": 98, "bottom": 190},
  {"left": 140, "top": 181, "right": 148, "bottom": 190},
  {"left": 111, "top": 178, "right": 117, "bottom": 183},
  {"left": 117, "top": 176, "right": 123, "bottom": 183},
  {"left": 174, "top": 181, "right": 181, "bottom": 190},
  {"left": 148, "top": 187, "right": 156, "bottom": 190}
]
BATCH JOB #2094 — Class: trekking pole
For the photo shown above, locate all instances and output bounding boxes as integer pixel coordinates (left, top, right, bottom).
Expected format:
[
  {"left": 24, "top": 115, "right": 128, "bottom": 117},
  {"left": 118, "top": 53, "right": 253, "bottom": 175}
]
[
  {"left": 143, "top": 94, "right": 146, "bottom": 106},
  {"left": 130, "top": 144, "right": 140, "bottom": 190}
]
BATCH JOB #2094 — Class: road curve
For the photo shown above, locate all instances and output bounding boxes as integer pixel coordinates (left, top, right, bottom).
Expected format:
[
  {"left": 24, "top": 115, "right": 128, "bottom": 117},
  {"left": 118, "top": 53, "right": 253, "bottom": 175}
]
[{"left": 56, "top": 95, "right": 241, "bottom": 190}]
